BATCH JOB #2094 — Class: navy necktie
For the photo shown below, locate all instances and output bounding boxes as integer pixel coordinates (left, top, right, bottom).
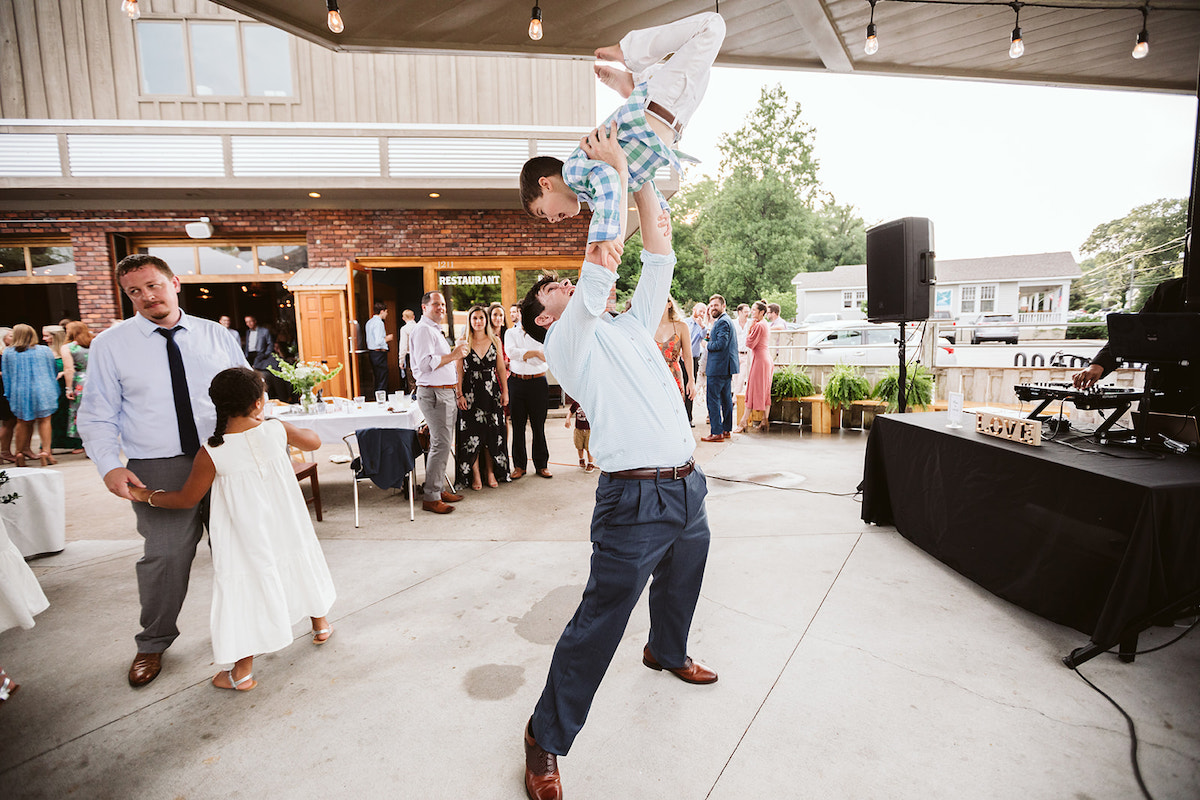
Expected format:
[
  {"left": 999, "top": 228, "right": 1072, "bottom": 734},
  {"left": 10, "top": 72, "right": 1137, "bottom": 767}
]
[{"left": 157, "top": 326, "right": 201, "bottom": 457}]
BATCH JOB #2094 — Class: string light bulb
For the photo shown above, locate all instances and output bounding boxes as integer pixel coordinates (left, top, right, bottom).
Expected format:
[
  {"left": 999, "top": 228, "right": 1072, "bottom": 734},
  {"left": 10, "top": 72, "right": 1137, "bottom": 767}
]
[
  {"left": 864, "top": 0, "right": 879, "bottom": 55},
  {"left": 121, "top": 0, "right": 140, "bottom": 20},
  {"left": 529, "top": 3, "right": 543, "bottom": 41},
  {"left": 1132, "top": 5, "right": 1149, "bottom": 59},
  {"left": 1008, "top": 3, "right": 1024, "bottom": 59},
  {"left": 326, "top": 0, "right": 344, "bottom": 34}
]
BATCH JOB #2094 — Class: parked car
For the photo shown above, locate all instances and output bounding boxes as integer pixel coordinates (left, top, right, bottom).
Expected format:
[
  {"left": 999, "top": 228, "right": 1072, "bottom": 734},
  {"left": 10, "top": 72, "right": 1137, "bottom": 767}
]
[
  {"left": 966, "top": 313, "right": 1020, "bottom": 345},
  {"left": 807, "top": 322, "right": 956, "bottom": 366},
  {"left": 798, "top": 312, "right": 841, "bottom": 328},
  {"left": 932, "top": 310, "right": 958, "bottom": 344}
]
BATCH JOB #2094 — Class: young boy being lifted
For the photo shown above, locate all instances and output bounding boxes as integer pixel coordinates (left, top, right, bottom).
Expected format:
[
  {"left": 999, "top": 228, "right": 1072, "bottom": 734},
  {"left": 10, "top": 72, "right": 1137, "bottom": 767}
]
[{"left": 519, "top": 12, "right": 725, "bottom": 267}]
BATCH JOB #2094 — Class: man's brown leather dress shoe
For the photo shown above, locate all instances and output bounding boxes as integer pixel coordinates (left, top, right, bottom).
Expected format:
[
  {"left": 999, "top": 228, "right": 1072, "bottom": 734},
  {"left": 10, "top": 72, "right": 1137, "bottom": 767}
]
[
  {"left": 511, "top": 468, "right": 526, "bottom": 480},
  {"left": 699, "top": 434, "right": 724, "bottom": 443},
  {"left": 441, "top": 490, "right": 464, "bottom": 503},
  {"left": 422, "top": 500, "right": 455, "bottom": 514},
  {"left": 723, "top": 431, "right": 732, "bottom": 439},
  {"left": 642, "top": 644, "right": 718, "bottom": 684},
  {"left": 536, "top": 468, "right": 553, "bottom": 479},
  {"left": 128, "top": 652, "right": 163, "bottom": 687},
  {"left": 524, "top": 720, "right": 563, "bottom": 800}
]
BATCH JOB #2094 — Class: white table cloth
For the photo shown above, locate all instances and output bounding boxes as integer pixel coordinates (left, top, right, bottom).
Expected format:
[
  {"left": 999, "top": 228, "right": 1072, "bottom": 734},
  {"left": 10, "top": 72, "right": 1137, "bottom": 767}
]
[
  {"left": 0, "top": 467, "right": 66, "bottom": 558},
  {"left": 268, "top": 401, "right": 424, "bottom": 445}
]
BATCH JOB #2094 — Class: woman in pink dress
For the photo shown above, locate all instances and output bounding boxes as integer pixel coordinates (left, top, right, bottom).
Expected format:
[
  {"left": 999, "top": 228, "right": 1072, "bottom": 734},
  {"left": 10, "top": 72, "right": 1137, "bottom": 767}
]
[{"left": 735, "top": 300, "right": 773, "bottom": 432}]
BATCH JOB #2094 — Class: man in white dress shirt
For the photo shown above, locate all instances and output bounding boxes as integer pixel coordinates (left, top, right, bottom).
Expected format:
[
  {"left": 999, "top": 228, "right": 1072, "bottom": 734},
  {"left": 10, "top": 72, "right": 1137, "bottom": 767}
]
[
  {"left": 364, "top": 301, "right": 393, "bottom": 394},
  {"left": 77, "top": 254, "right": 247, "bottom": 688},
  {"left": 505, "top": 319, "right": 553, "bottom": 480},
  {"left": 408, "top": 291, "right": 469, "bottom": 514},
  {"left": 396, "top": 309, "right": 418, "bottom": 395}
]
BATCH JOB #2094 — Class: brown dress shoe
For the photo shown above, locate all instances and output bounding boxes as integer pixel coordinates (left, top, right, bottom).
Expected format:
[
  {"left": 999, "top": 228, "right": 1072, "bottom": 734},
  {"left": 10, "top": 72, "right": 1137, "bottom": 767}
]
[
  {"left": 699, "top": 434, "right": 724, "bottom": 443},
  {"left": 441, "top": 490, "right": 464, "bottom": 503},
  {"left": 536, "top": 468, "right": 553, "bottom": 479},
  {"left": 723, "top": 431, "right": 732, "bottom": 439},
  {"left": 642, "top": 644, "right": 718, "bottom": 684},
  {"left": 511, "top": 468, "right": 526, "bottom": 480},
  {"left": 524, "top": 720, "right": 563, "bottom": 800},
  {"left": 422, "top": 500, "right": 455, "bottom": 514},
  {"left": 128, "top": 652, "right": 163, "bottom": 688}
]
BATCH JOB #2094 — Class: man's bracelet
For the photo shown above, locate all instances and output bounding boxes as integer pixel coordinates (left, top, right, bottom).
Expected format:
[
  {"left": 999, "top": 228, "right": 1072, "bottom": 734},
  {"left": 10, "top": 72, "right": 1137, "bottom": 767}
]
[{"left": 147, "top": 489, "right": 165, "bottom": 508}]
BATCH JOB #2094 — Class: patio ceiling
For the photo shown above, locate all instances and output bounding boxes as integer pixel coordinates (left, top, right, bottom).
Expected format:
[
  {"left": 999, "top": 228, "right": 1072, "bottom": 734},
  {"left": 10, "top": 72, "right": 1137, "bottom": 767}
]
[{"left": 210, "top": 0, "right": 1200, "bottom": 94}]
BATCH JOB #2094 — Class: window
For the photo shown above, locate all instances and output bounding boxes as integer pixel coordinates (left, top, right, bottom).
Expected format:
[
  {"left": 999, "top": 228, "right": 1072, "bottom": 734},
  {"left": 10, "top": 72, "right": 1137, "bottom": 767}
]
[
  {"left": 960, "top": 286, "right": 976, "bottom": 314},
  {"left": 980, "top": 285, "right": 996, "bottom": 312},
  {"left": 0, "top": 243, "right": 75, "bottom": 280},
  {"left": 842, "top": 290, "right": 865, "bottom": 309},
  {"left": 136, "top": 241, "right": 306, "bottom": 279},
  {"left": 843, "top": 290, "right": 854, "bottom": 309},
  {"left": 136, "top": 21, "right": 292, "bottom": 98}
]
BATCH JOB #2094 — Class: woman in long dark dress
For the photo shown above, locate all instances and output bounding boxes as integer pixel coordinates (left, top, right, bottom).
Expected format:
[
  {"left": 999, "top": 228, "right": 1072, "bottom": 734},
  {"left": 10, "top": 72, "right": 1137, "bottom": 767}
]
[{"left": 455, "top": 305, "right": 510, "bottom": 490}]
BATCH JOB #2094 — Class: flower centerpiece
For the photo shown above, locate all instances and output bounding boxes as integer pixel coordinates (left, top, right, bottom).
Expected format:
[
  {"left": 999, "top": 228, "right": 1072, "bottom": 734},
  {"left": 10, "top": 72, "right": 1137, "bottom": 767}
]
[{"left": 267, "top": 361, "right": 343, "bottom": 412}]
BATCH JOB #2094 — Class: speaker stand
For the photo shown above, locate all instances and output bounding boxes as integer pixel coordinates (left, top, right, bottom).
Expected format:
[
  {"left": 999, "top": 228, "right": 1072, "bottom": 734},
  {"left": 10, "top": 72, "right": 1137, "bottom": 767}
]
[{"left": 896, "top": 322, "right": 908, "bottom": 413}]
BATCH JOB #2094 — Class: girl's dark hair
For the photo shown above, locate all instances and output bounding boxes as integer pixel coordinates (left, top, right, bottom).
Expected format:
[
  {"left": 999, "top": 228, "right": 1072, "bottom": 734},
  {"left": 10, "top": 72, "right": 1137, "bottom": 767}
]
[{"left": 207, "top": 367, "right": 265, "bottom": 447}]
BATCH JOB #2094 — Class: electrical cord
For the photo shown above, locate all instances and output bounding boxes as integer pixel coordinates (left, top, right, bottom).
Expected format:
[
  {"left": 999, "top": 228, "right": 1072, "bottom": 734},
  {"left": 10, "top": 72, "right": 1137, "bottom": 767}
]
[
  {"left": 1104, "top": 615, "right": 1198, "bottom": 657},
  {"left": 1071, "top": 664, "right": 1154, "bottom": 800},
  {"left": 706, "top": 474, "right": 861, "bottom": 497}
]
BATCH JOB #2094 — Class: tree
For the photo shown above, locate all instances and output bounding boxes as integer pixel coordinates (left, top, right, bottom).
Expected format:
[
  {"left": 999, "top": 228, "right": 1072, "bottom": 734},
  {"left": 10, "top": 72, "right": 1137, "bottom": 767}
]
[
  {"left": 1078, "top": 198, "right": 1187, "bottom": 310},
  {"left": 718, "top": 84, "right": 822, "bottom": 204}
]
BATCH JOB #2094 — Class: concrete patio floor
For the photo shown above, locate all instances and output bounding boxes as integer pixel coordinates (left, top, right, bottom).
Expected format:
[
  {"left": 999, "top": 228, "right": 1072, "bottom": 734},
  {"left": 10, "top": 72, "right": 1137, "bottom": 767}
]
[{"left": 1, "top": 415, "right": 1197, "bottom": 799}]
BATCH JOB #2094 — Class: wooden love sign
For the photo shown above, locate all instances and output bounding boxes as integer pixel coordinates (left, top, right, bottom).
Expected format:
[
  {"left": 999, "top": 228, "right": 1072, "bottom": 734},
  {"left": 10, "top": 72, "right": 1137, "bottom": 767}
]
[{"left": 974, "top": 410, "right": 1042, "bottom": 446}]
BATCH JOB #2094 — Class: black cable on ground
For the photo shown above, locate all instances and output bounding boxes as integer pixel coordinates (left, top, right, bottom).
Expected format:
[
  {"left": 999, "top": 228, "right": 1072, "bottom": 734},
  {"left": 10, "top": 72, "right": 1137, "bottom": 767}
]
[
  {"left": 706, "top": 474, "right": 860, "bottom": 497},
  {"left": 1070, "top": 664, "right": 1154, "bottom": 800},
  {"left": 1105, "top": 616, "right": 1198, "bottom": 657}
]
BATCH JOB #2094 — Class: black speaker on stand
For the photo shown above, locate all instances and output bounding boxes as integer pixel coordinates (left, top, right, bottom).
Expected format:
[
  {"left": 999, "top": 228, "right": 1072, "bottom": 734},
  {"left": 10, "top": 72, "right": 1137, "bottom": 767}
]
[{"left": 866, "top": 217, "right": 935, "bottom": 412}]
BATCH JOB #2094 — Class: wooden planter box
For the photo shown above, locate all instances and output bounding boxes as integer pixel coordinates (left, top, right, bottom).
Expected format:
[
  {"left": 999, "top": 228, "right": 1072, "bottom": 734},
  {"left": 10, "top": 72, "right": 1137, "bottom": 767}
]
[
  {"left": 848, "top": 399, "right": 887, "bottom": 429},
  {"left": 768, "top": 397, "right": 803, "bottom": 426}
]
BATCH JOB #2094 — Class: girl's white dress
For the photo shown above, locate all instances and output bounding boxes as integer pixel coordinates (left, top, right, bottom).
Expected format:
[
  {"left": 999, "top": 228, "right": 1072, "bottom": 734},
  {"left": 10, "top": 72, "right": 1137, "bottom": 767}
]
[
  {"left": 206, "top": 419, "right": 336, "bottom": 665},
  {"left": 0, "top": 516, "right": 49, "bottom": 633}
]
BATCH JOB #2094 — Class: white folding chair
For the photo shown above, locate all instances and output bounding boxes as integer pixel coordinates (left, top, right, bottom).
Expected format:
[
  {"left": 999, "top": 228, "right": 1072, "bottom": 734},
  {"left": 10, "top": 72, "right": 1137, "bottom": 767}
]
[{"left": 343, "top": 432, "right": 416, "bottom": 526}]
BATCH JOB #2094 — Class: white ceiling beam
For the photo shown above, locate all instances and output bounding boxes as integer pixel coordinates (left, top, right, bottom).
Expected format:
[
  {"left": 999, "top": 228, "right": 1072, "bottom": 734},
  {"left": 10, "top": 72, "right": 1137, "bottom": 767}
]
[{"left": 782, "top": 0, "right": 854, "bottom": 73}]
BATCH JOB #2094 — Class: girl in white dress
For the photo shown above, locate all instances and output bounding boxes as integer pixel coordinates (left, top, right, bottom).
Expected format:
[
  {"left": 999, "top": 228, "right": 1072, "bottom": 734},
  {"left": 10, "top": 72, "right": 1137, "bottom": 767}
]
[
  {"left": 0, "top": 515, "right": 50, "bottom": 704},
  {"left": 131, "top": 367, "right": 336, "bottom": 692}
]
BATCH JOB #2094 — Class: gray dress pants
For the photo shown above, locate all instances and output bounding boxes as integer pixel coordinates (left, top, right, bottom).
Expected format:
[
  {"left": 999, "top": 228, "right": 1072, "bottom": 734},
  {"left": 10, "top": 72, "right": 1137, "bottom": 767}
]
[
  {"left": 126, "top": 455, "right": 207, "bottom": 653},
  {"left": 416, "top": 385, "right": 457, "bottom": 501}
]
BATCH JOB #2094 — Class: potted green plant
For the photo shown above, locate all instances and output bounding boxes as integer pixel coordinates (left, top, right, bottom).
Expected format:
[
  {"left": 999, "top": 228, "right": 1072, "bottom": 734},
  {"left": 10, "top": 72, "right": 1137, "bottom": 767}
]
[
  {"left": 769, "top": 366, "right": 817, "bottom": 425},
  {"left": 872, "top": 363, "right": 935, "bottom": 413},
  {"left": 823, "top": 364, "right": 872, "bottom": 428}
]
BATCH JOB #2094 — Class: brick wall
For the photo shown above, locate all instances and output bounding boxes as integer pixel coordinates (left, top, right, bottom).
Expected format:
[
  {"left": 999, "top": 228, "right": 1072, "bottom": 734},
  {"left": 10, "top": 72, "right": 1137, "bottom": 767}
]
[{"left": 0, "top": 208, "right": 589, "bottom": 329}]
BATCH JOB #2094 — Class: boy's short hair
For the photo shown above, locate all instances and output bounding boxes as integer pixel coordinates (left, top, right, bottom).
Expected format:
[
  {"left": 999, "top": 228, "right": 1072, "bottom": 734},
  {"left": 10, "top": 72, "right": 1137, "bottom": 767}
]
[
  {"left": 519, "top": 273, "right": 561, "bottom": 344},
  {"left": 520, "top": 156, "right": 565, "bottom": 214}
]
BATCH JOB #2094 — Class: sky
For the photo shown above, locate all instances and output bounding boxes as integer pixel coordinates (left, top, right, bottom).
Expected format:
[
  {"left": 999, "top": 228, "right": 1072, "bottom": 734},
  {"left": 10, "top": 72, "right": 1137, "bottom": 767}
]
[{"left": 597, "top": 68, "right": 1198, "bottom": 262}]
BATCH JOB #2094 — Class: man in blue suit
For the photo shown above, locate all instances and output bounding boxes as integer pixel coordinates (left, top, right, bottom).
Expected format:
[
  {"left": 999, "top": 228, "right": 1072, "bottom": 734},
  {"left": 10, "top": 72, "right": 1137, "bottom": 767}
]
[{"left": 702, "top": 294, "right": 739, "bottom": 442}]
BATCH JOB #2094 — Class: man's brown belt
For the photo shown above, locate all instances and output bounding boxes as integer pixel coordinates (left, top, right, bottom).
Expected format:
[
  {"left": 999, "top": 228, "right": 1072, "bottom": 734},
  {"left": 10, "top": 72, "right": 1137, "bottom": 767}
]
[
  {"left": 603, "top": 459, "right": 695, "bottom": 481},
  {"left": 512, "top": 372, "right": 546, "bottom": 380}
]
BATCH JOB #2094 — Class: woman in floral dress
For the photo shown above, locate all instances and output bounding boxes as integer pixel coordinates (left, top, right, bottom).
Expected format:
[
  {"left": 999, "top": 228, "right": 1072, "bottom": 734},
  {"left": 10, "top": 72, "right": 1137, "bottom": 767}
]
[
  {"left": 455, "top": 305, "right": 510, "bottom": 490},
  {"left": 64, "top": 321, "right": 93, "bottom": 445},
  {"left": 655, "top": 296, "right": 695, "bottom": 402}
]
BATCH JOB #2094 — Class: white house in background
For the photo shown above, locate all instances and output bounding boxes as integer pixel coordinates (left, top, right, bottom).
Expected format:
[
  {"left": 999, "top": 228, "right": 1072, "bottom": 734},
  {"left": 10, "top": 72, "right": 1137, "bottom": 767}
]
[{"left": 791, "top": 252, "right": 1081, "bottom": 325}]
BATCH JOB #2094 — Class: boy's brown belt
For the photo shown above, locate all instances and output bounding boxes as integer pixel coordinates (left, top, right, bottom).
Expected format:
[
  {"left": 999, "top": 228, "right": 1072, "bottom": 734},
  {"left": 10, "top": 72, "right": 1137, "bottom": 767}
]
[{"left": 646, "top": 101, "right": 684, "bottom": 137}]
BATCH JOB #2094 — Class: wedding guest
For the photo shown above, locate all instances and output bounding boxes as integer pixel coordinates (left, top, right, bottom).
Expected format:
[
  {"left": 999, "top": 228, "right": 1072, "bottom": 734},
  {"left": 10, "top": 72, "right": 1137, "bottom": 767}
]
[
  {"left": 655, "top": 296, "right": 695, "bottom": 405},
  {"left": 506, "top": 302, "right": 553, "bottom": 480},
  {"left": 129, "top": 367, "right": 336, "bottom": 692},
  {"left": 685, "top": 303, "right": 707, "bottom": 426},
  {"left": 396, "top": 309, "right": 418, "bottom": 395},
  {"left": 64, "top": 321, "right": 93, "bottom": 451},
  {"left": 410, "top": 291, "right": 469, "bottom": 514},
  {"left": 735, "top": 300, "right": 773, "bottom": 433},
  {"left": 0, "top": 327, "right": 15, "bottom": 463},
  {"left": 489, "top": 303, "right": 509, "bottom": 368},
  {"left": 2, "top": 324, "right": 59, "bottom": 466},
  {"left": 43, "top": 325, "right": 80, "bottom": 452},
  {"left": 218, "top": 315, "right": 241, "bottom": 349},
  {"left": 455, "top": 305, "right": 510, "bottom": 490},
  {"left": 365, "top": 302, "right": 393, "bottom": 394},
  {"left": 77, "top": 254, "right": 247, "bottom": 688},
  {"left": 732, "top": 303, "right": 751, "bottom": 397}
]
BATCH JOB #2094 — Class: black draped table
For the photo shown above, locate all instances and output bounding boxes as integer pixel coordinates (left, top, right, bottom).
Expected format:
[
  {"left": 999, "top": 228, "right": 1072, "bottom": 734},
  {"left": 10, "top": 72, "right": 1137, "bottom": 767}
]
[{"left": 861, "top": 411, "right": 1200, "bottom": 666}]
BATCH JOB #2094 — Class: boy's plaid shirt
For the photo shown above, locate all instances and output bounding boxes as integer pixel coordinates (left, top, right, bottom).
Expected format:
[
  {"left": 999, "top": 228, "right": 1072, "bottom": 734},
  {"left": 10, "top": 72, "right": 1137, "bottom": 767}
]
[{"left": 561, "top": 82, "right": 697, "bottom": 244}]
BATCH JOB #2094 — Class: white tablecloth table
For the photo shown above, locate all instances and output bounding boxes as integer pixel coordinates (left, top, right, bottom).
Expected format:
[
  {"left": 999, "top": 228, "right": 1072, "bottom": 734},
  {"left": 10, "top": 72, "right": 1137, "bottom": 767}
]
[
  {"left": 0, "top": 467, "right": 66, "bottom": 558},
  {"left": 269, "top": 401, "right": 424, "bottom": 445}
]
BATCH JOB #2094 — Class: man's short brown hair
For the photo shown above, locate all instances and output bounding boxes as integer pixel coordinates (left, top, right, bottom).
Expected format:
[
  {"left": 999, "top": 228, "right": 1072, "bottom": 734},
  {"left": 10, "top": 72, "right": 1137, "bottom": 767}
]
[
  {"left": 519, "top": 273, "right": 561, "bottom": 344},
  {"left": 767, "top": 302, "right": 781, "bottom": 315},
  {"left": 116, "top": 254, "right": 174, "bottom": 281},
  {"left": 519, "top": 156, "right": 565, "bottom": 214}
]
